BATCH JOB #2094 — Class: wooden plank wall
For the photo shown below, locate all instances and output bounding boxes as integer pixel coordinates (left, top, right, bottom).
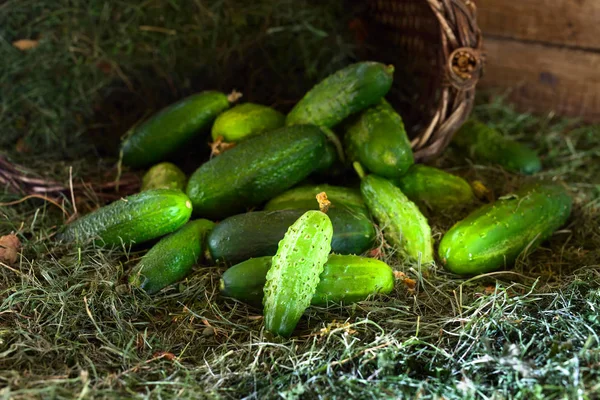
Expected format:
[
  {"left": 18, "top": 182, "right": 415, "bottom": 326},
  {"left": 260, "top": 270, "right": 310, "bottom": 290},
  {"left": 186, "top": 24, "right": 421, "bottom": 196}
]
[{"left": 476, "top": 0, "right": 600, "bottom": 122}]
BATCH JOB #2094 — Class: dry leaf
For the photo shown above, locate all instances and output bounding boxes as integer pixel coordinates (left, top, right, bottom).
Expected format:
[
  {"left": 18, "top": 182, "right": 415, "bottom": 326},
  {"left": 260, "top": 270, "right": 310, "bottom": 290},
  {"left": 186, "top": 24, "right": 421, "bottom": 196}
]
[
  {"left": 13, "top": 39, "right": 39, "bottom": 51},
  {"left": 0, "top": 234, "right": 21, "bottom": 265}
]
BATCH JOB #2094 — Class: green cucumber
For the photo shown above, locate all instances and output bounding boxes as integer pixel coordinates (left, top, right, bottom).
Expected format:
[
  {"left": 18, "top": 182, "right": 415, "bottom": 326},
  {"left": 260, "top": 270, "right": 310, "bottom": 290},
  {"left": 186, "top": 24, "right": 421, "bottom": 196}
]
[
  {"left": 220, "top": 255, "right": 394, "bottom": 307},
  {"left": 141, "top": 162, "right": 187, "bottom": 192},
  {"left": 286, "top": 62, "right": 395, "bottom": 128},
  {"left": 354, "top": 163, "right": 434, "bottom": 265},
  {"left": 129, "top": 219, "right": 215, "bottom": 294},
  {"left": 207, "top": 208, "right": 375, "bottom": 264},
  {"left": 439, "top": 182, "right": 572, "bottom": 275},
  {"left": 452, "top": 119, "right": 542, "bottom": 175},
  {"left": 186, "top": 124, "right": 328, "bottom": 219},
  {"left": 263, "top": 210, "right": 333, "bottom": 337},
  {"left": 211, "top": 103, "right": 285, "bottom": 142},
  {"left": 57, "top": 189, "right": 193, "bottom": 247},
  {"left": 344, "top": 99, "right": 414, "bottom": 179},
  {"left": 394, "top": 164, "right": 475, "bottom": 211},
  {"left": 121, "top": 91, "right": 235, "bottom": 168},
  {"left": 264, "top": 184, "right": 366, "bottom": 213}
]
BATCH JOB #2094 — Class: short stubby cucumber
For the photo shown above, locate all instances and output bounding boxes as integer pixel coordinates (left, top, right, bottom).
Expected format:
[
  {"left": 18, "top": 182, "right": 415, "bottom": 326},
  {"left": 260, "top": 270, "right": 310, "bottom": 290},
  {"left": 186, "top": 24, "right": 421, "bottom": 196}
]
[
  {"left": 263, "top": 210, "right": 333, "bottom": 337},
  {"left": 286, "top": 61, "right": 395, "bottom": 128},
  {"left": 129, "top": 219, "right": 215, "bottom": 294},
  {"left": 439, "top": 182, "right": 572, "bottom": 275},
  {"left": 394, "top": 164, "right": 475, "bottom": 211},
  {"left": 186, "top": 124, "right": 328, "bottom": 219},
  {"left": 452, "top": 119, "right": 542, "bottom": 175},
  {"left": 220, "top": 255, "right": 394, "bottom": 307},
  {"left": 344, "top": 99, "right": 414, "bottom": 179},
  {"left": 355, "top": 163, "right": 434, "bottom": 265},
  {"left": 57, "top": 189, "right": 193, "bottom": 247},
  {"left": 121, "top": 91, "right": 234, "bottom": 168},
  {"left": 141, "top": 162, "right": 187, "bottom": 192},
  {"left": 211, "top": 103, "right": 285, "bottom": 142},
  {"left": 207, "top": 208, "right": 375, "bottom": 264},
  {"left": 264, "top": 184, "right": 366, "bottom": 213}
]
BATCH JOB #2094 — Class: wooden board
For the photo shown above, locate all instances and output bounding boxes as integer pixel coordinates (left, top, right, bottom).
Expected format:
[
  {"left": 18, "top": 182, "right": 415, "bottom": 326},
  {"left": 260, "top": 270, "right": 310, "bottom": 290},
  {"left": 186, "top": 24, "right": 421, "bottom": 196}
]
[
  {"left": 478, "top": 37, "right": 600, "bottom": 122},
  {"left": 477, "top": 0, "right": 600, "bottom": 50}
]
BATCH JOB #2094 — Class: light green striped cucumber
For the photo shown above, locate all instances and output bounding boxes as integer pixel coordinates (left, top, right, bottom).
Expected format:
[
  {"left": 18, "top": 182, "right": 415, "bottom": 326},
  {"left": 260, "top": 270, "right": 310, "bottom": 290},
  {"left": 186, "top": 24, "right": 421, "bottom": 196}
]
[
  {"left": 220, "top": 255, "right": 394, "bottom": 307},
  {"left": 439, "top": 182, "right": 572, "bottom": 275},
  {"left": 141, "top": 162, "right": 187, "bottom": 192},
  {"left": 129, "top": 219, "right": 215, "bottom": 294},
  {"left": 354, "top": 163, "right": 434, "bottom": 265},
  {"left": 263, "top": 210, "right": 333, "bottom": 337},
  {"left": 394, "top": 164, "right": 475, "bottom": 211},
  {"left": 286, "top": 61, "right": 395, "bottom": 128},
  {"left": 56, "top": 189, "right": 192, "bottom": 247},
  {"left": 211, "top": 103, "right": 285, "bottom": 142}
]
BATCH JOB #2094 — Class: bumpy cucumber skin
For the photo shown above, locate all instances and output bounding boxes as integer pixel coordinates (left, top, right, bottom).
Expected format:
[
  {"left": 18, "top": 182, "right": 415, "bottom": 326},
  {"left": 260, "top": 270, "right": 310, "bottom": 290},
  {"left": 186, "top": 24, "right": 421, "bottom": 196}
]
[
  {"left": 263, "top": 210, "right": 333, "bottom": 337},
  {"left": 344, "top": 100, "right": 414, "bottom": 179},
  {"left": 453, "top": 119, "right": 542, "bottom": 175},
  {"left": 141, "top": 162, "right": 187, "bottom": 192},
  {"left": 121, "top": 91, "right": 230, "bottom": 168},
  {"left": 186, "top": 124, "right": 328, "bottom": 219},
  {"left": 360, "top": 174, "right": 434, "bottom": 264},
  {"left": 439, "top": 182, "right": 572, "bottom": 275},
  {"left": 285, "top": 62, "right": 394, "bottom": 128},
  {"left": 207, "top": 208, "right": 375, "bottom": 264},
  {"left": 57, "top": 189, "right": 193, "bottom": 246},
  {"left": 394, "top": 164, "right": 475, "bottom": 211},
  {"left": 220, "top": 255, "right": 394, "bottom": 307},
  {"left": 129, "top": 219, "right": 215, "bottom": 294},
  {"left": 264, "top": 184, "right": 366, "bottom": 212},
  {"left": 210, "top": 103, "right": 285, "bottom": 142}
]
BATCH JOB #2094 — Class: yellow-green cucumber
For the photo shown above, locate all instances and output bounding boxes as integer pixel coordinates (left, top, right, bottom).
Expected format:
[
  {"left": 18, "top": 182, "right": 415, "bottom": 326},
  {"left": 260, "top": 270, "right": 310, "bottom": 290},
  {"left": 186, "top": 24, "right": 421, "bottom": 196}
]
[
  {"left": 129, "top": 219, "right": 215, "bottom": 294},
  {"left": 354, "top": 163, "right": 434, "bottom": 265},
  {"left": 439, "top": 182, "right": 572, "bottom": 275},
  {"left": 220, "top": 255, "right": 394, "bottom": 307},
  {"left": 211, "top": 103, "right": 285, "bottom": 142},
  {"left": 56, "top": 189, "right": 193, "bottom": 247},
  {"left": 141, "top": 162, "right": 187, "bottom": 192},
  {"left": 286, "top": 61, "right": 395, "bottom": 128},
  {"left": 263, "top": 210, "right": 333, "bottom": 337}
]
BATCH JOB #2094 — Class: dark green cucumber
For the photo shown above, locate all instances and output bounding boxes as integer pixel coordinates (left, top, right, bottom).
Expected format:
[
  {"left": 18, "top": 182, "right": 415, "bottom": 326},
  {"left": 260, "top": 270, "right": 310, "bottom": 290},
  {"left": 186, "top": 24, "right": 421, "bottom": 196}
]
[
  {"left": 439, "top": 182, "right": 572, "bottom": 275},
  {"left": 121, "top": 91, "right": 233, "bottom": 168},
  {"left": 141, "top": 162, "right": 187, "bottom": 192},
  {"left": 207, "top": 208, "right": 376, "bottom": 264},
  {"left": 211, "top": 103, "right": 285, "bottom": 142},
  {"left": 452, "top": 119, "right": 542, "bottom": 175},
  {"left": 220, "top": 255, "right": 394, "bottom": 307},
  {"left": 263, "top": 209, "right": 333, "bottom": 337},
  {"left": 394, "top": 164, "right": 475, "bottom": 211},
  {"left": 186, "top": 124, "right": 328, "bottom": 219},
  {"left": 344, "top": 99, "right": 414, "bottom": 179},
  {"left": 129, "top": 219, "right": 215, "bottom": 294},
  {"left": 355, "top": 163, "right": 434, "bottom": 265},
  {"left": 263, "top": 184, "right": 366, "bottom": 213},
  {"left": 286, "top": 62, "right": 395, "bottom": 128},
  {"left": 57, "top": 189, "right": 193, "bottom": 246}
]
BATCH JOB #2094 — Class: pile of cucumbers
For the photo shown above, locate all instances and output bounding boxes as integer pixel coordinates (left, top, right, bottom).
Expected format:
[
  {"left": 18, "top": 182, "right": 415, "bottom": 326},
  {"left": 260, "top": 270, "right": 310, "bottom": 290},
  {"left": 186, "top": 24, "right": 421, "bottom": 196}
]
[{"left": 56, "top": 61, "right": 572, "bottom": 337}]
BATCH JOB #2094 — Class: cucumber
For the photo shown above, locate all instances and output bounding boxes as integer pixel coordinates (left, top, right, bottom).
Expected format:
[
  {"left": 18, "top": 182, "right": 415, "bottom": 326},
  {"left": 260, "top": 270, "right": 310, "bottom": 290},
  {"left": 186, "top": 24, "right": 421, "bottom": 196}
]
[
  {"left": 121, "top": 91, "right": 234, "bottom": 168},
  {"left": 452, "top": 119, "right": 542, "bottom": 175},
  {"left": 57, "top": 189, "right": 193, "bottom": 247},
  {"left": 439, "top": 182, "right": 572, "bottom": 275},
  {"left": 186, "top": 124, "right": 328, "bottom": 219},
  {"left": 141, "top": 162, "right": 187, "bottom": 192},
  {"left": 220, "top": 255, "right": 394, "bottom": 307},
  {"left": 394, "top": 164, "right": 475, "bottom": 211},
  {"left": 211, "top": 103, "right": 285, "bottom": 142},
  {"left": 129, "top": 219, "right": 215, "bottom": 294},
  {"left": 286, "top": 62, "right": 395, "bottom": 128},
  {"left": 263, "top": 209, "right": 333, "bottom": 337},
  {"left": 264, "top": 184, "right": 366, "bottom": 213},
  {"left": 207, "top": 208, "right": 376, "bottom": 264},
  {"left": 354, "top": 163, "right": 434, "bottom": 265},
  {"left": 344, "top": 99, "right": 414, "bottom": 179}
]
